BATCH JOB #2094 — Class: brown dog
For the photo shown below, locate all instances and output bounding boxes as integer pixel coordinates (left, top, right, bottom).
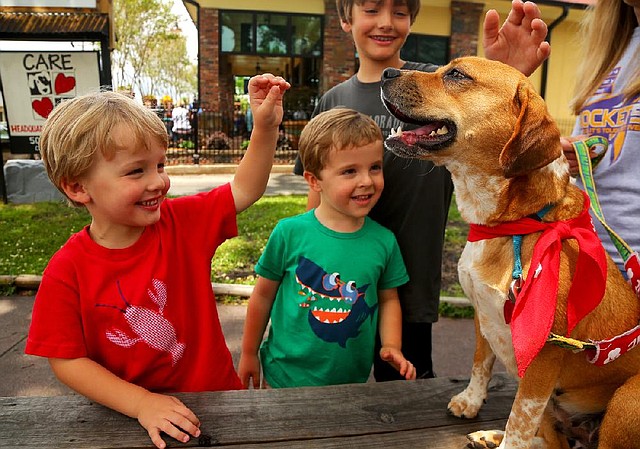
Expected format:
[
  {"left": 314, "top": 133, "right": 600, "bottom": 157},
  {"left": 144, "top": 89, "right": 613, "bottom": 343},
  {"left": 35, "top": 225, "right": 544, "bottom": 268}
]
[{"left": 380, "top": 56, "right": 640, "bottom": 449}]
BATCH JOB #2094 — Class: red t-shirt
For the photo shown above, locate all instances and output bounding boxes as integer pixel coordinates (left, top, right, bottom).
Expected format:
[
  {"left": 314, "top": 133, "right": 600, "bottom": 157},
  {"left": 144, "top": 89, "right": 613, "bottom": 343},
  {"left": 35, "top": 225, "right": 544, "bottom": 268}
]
[{"left": 26, "top": 184, "right": 243, "bottom": 392}]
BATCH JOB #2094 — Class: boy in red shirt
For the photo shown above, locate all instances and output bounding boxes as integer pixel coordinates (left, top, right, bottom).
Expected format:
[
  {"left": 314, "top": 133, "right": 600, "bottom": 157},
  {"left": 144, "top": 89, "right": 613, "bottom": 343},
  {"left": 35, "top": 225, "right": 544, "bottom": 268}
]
[{"left": 25, "top": 74, "right": 289, "bottom": 449}]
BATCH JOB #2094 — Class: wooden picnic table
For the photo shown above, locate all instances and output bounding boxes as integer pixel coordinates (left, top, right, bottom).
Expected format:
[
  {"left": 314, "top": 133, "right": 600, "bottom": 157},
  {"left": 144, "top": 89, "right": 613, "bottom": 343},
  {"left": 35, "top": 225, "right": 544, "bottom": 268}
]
[{"left": 0, "top": 373, "right": 516, "bottom": 449}]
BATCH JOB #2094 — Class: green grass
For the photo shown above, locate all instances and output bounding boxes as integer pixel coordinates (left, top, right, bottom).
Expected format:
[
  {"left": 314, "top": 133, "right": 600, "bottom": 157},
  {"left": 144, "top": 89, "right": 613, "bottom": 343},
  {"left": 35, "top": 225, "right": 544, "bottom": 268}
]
[
  {"left": 0, "top": 202, "right": 91, "bottom": 277},
  {"left": 212, "top": 196, "right": 306, "bottom": 284},
  {"left": 0, "top": 194, "right": 471, "bottom": 318}
]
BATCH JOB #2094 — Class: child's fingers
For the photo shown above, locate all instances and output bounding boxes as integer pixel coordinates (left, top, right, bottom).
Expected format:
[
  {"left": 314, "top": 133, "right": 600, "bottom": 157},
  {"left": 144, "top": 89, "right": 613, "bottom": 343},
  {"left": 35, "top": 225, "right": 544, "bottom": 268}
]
[
  {"left": 154, "top": 408, "right": 201, "bottom": 445},
  {"left": 171, "top": 410, "right": 201, "bottom": 439},
  {"left": 249, "top": 74, "right": 289, "bottom": 93},
  {"left": 147, "top": 427, "right": 167, "bottom": 449},
  {"left": 244, "top": 374, "right": 261, "bottom": 390},
  {"left": 155, "top": 418, "right": 190, "bottom": 446},
  {"left": 252, "top": 373, "right": 260, "bottom": 389},
  {"left": 242, "top": 372, "right": 260, "bottom": 389},
  {"left": 139, "top": 396, "right": 200, "bottom": 448},
  {"left": 404, "top": 362, "right": 417, "bottom": 380}
]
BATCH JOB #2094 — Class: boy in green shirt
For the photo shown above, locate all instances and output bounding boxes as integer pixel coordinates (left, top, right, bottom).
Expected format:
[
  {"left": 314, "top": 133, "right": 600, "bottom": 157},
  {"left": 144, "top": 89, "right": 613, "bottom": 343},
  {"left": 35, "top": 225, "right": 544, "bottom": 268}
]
[{"left": 239, "top": 108, "right": 415, "bottom": 388}]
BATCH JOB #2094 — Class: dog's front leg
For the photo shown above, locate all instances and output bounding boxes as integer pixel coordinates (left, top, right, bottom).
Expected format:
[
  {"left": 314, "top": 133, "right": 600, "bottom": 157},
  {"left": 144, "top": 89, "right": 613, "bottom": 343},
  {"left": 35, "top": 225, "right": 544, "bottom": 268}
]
[
  {"left": 469, "top": 345, "right": 565, "bottom": 449},
  {"left": 448, "top": 314, "right": 496, "bottom": 418}
]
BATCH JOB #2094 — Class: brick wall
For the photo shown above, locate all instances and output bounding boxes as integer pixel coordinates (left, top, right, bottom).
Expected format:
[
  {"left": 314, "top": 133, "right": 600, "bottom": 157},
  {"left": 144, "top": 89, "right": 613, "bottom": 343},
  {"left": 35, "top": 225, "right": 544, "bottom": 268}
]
[
  {"left": 449, "top": 1, "right": 484, "bottom": 59},
  {"left": 321, "top": 0, "right": 356, "bottom": 94},
  {"left": 200, "top": 7, "right": 219, "bottom": 111}
]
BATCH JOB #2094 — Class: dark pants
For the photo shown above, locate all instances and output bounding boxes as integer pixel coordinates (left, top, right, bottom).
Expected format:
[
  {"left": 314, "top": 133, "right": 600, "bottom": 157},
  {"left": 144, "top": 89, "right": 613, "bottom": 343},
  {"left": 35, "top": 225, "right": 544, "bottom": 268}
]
[
  {"left": 172, "top": 129, "right": 192, "bottom": 145},
  {"left": 373, "top": 321, "right": 434, "bottom": 381}
]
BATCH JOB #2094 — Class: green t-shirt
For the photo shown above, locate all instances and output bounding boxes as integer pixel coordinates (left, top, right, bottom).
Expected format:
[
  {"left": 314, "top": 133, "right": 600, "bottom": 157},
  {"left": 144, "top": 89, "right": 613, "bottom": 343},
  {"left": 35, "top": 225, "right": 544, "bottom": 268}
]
[{"left": 256, "top": 211, "right": 409, "bottom": 388}]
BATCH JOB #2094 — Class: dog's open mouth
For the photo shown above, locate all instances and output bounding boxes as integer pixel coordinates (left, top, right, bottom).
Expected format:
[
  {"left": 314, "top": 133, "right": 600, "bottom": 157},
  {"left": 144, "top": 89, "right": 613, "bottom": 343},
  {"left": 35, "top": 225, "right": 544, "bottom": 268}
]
[{"left": 382, "top": 99, "right": 456, "bottom": 158}]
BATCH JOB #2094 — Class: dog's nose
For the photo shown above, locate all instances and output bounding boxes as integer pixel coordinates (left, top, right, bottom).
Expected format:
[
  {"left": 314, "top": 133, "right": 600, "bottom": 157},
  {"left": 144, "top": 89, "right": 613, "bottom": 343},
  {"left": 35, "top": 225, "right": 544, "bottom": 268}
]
[{"left": 382, "top": 68, "right": 402, "bottom": 80}]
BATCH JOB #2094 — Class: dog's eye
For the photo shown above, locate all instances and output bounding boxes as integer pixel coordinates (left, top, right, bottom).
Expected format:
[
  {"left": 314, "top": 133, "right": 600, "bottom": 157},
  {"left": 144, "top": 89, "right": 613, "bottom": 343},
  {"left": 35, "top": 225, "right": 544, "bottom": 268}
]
[{"left": 445, "top": 68, "right": 470, "bottom": 81}]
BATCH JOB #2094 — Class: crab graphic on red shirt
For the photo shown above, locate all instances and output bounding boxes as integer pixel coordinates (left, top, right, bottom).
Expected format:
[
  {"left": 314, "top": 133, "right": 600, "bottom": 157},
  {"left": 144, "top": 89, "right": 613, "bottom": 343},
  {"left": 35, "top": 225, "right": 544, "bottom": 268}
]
[{"left": 97, "top": 279, "right": 185, "bottom": 366}]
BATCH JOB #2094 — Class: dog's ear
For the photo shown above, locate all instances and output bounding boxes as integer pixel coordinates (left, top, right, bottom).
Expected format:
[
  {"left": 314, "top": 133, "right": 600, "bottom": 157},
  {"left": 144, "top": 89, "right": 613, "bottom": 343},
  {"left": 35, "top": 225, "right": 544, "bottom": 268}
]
[{"left": 499, "top": 81, "right": 562, "bottom": 178}]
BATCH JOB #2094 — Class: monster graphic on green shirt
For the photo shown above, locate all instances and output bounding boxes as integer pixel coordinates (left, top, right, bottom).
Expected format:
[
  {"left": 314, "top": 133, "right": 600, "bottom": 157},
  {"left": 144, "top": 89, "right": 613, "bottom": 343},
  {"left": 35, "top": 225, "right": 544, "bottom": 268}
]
[{"left": 295, "top": 256, "right": 377, "bottom": 348}]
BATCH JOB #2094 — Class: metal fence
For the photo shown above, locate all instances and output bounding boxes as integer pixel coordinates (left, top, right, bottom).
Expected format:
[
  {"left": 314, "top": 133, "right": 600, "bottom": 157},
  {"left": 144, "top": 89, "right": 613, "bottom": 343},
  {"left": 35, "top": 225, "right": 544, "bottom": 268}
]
[{"left": 166, "top": 111, "right": 307, "bottom": 166}]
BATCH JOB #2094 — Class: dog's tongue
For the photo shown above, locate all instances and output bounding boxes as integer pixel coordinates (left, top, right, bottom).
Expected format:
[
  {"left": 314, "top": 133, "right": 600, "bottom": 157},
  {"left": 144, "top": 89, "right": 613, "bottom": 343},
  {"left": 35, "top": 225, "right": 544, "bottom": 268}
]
[
  {"left": 402, "top": 132, "right": 418, "bottom": 145},
  {"left": 399, "top": 124, "right": 442, "bottom": 145}
]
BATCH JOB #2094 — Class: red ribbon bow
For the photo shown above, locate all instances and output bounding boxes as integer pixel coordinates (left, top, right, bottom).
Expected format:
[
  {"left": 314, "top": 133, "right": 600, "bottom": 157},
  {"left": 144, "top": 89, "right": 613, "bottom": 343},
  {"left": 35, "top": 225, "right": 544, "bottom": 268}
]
[{"left": 467, "top": 192, "right": 607, "bottom": 377}]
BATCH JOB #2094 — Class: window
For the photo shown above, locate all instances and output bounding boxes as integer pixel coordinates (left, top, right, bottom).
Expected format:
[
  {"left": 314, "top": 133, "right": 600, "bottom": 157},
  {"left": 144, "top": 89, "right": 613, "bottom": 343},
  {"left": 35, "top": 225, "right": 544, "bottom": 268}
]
[
  {"left": 292, "top": 16, "right": 322, "bottom": 56},
  {"left": 221, "top": 11, "right": 323, "bottom": 56},
  {"left": 220, "top": 12, "right": 253, "bottom": 53},
  {"left": 256, "top": 14, "right": 288, "bottom": 54},
  {"left": 400, "top": 34, "right": 449, "bottom": 66}
]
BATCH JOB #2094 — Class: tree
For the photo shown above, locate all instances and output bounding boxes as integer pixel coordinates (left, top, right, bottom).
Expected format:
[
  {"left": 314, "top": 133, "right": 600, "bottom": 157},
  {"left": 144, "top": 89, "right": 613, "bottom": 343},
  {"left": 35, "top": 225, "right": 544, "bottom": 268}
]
[
  {"left": 112, "top": 0, "right": 196, "bottom": 101},
  {"left": 144, "top": 31, "right": 197, "bottom": 102}
]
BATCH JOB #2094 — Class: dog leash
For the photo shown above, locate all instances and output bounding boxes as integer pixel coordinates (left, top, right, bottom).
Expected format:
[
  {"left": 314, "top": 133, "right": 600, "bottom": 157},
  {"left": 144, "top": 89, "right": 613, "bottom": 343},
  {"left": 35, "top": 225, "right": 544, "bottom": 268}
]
[
  {"left": 572, "top": 136, "right": 640, "bottom": 297},
  {"left": 545, "top": 137, "right": 640, "bottom": 366}
]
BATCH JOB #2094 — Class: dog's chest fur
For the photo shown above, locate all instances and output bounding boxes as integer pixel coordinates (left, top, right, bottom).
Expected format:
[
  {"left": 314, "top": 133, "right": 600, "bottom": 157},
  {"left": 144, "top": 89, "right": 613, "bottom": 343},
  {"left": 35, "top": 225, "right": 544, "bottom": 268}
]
[{"left": 459, "top": 240, "right": 519, "bottom": 375}]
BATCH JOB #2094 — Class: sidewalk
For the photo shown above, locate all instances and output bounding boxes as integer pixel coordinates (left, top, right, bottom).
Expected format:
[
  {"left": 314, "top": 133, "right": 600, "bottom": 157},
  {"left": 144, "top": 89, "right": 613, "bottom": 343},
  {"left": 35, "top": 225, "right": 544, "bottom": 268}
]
[{"left": 166, "top": 165, "right": 309, "bottom": 197}]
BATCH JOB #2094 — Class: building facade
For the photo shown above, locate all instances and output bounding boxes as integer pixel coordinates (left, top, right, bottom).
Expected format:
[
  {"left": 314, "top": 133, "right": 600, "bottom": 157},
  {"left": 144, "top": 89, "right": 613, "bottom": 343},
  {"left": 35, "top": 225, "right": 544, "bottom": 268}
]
[{"left": 184, "top": 0, "right": 592, "bottom": 135}]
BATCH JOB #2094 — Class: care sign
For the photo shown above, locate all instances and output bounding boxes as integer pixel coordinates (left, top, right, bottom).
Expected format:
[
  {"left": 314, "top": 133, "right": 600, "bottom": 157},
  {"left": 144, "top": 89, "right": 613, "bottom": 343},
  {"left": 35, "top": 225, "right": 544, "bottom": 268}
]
[{"left": 0, "top": 51, "right": 101, "bottom": 154}]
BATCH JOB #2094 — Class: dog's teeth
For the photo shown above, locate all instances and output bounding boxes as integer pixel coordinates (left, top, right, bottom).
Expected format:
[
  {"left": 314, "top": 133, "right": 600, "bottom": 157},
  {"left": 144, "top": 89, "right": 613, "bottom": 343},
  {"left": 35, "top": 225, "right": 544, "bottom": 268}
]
[
  {"left": 437, "top": 125, "right": 449, "bottom": 135},
  {"left": 390, "top": 126, "right": 403, "bottom": 137}
]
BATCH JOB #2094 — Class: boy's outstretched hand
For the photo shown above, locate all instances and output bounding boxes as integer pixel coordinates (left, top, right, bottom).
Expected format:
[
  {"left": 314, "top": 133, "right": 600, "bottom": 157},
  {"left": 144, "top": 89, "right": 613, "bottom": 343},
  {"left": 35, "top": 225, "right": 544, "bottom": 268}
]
[
  {"left": 248, "top": 74, "right": 291, "bottom": 131},
  {"left": 483, "top": 0, "right": 551, "bottom": 76},
  {"left": 136, "top": 391, "right": 201, "bottom": 449},
  {"left": 380, "top": 347, "right": 417, "bottom": 380}
]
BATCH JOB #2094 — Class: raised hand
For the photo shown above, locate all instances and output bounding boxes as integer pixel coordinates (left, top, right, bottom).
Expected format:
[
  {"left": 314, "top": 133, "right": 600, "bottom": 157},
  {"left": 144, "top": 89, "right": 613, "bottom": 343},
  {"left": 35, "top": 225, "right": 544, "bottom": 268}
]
[
  {"left": 483, "top": 0, "right": 551, "bottom": 76},
  {"left": 248, "top": 74, "right": 291, "bottom": 131}
]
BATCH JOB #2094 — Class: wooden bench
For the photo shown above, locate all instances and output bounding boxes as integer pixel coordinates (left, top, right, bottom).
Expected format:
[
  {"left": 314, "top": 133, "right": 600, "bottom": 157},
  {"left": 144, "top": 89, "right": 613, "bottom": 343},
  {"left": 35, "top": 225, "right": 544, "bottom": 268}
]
[{"left": 0, "top": 373, "right": 516, "bottom": 448}]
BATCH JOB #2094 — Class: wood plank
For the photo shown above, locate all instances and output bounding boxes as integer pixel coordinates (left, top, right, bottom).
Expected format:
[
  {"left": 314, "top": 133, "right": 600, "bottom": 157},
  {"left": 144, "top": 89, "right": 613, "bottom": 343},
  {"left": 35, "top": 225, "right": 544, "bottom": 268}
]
[
  {"left": 189, "top": 375, "right": 516, "bottom": 445},
  {"left": 0, "top": 374, "right": 516, "bottom": 449},
  {"left": 202, "top": 420, "right": 509, "bottom": 448}
]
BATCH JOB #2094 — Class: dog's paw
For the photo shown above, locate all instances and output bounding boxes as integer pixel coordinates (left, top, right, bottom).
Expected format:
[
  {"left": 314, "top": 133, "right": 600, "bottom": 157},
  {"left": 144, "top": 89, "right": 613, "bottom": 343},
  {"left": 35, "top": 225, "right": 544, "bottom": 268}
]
[
  {"left": 466, "top": 430, "right": 504, "bottom": 449},
  {"left": 448, "top": 389, "right": 485, "bottom": 419}
]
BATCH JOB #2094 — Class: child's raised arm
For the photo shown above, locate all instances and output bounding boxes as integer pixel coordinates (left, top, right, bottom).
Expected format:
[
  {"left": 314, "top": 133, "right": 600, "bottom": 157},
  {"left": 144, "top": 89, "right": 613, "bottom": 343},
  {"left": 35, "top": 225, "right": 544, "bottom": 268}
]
[
  {"left": 231, "top": 74, "right": 290, "bottom": 213},
  {"left": 49, "top": 357, "right": 200, "bottom": 449},
  {"left": 378, "top": 288, "right": 417, "bottom": 380}
]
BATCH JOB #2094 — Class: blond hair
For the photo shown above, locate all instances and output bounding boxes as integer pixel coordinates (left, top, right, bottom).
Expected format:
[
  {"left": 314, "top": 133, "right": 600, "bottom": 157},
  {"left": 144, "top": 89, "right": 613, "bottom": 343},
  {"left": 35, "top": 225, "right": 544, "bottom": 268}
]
[
  {"left": 299, "top": 108, "right": 383, "bottom": 177},
  {"left": 337, "top": 0, "right": 421, "bottom": 25},
  {"left": 40, "top": 90, "right": 169, "bottom": 206},
  {"left": 570, "top": 0, "right": 640, "bottom": 113}
]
